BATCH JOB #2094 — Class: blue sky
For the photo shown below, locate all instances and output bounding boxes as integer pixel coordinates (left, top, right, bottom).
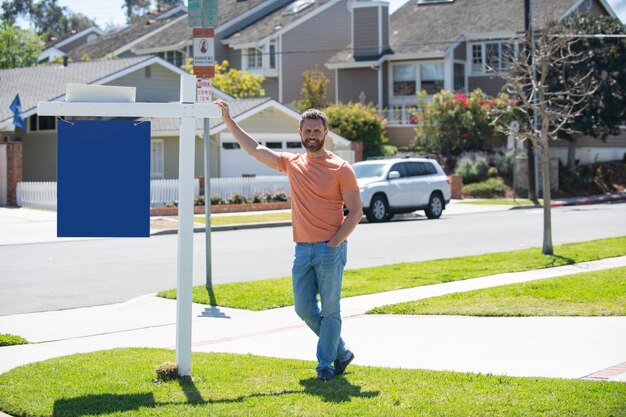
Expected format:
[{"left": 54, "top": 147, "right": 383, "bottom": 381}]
[{"left": 19, "top": 0, "right": 626, "bottom": 29}]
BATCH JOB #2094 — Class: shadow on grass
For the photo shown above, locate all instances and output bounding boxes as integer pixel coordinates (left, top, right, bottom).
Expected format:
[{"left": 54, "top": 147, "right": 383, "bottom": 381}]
[
  {"left": 547, "top": 254, "right": 576, "bottom": 267},
  {"left": 300, "top": 376, "right": 380, "bottom": 403},
  {"left": 52, "top": 375, "right": 379, "bottom": 414},
  {"left": 53, "top": 393, "right": 156, "bottom": 416}
]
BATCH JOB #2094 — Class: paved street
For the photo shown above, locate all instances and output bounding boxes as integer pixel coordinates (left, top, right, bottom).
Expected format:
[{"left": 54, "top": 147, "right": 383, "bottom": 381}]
[{"left": 1, "top": 200, "right": 626, "bottom": 315}]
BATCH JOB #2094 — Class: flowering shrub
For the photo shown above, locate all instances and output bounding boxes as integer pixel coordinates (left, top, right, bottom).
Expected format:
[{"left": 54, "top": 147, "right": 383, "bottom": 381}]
[
  {"left": 413, "top": 89, "right": 517, "bottom": 157},
  {"left": 323, "top": 102, "right": 389, "bottom": 156}
]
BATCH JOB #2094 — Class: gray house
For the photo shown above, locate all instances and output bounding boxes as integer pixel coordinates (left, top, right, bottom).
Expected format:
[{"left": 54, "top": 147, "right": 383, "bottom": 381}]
[
  {"left": 38, "top": 26, "right": 105, "bottom": 64},
  {"left": 326, "top": 0, "right": 625, "bottom": 162},
  {"left": 0, "top": 56, "right": 353, "bottom": 204}
]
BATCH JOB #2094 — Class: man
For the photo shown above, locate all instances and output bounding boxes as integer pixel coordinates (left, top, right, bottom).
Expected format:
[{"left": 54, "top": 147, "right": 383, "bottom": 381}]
[{"left": 213, "top": 99, "right": 362, "bottom": 381}]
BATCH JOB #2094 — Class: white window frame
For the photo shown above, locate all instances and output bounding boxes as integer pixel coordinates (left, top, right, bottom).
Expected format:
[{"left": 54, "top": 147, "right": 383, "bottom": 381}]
[
  {"left": 240, "top": 40, "right": 279, "bottom": 77},
  {"left": 151, "top": 139, "right": 164, "bottom": 179},
  {"left": 246, "top": 47, "right": 263, "bottom": 70},
  {"left": 470, "top": 41, "right": 520, "bottom": 75},
  {"left": 389, "top": 61, "right": 445, "bottom": 105}
]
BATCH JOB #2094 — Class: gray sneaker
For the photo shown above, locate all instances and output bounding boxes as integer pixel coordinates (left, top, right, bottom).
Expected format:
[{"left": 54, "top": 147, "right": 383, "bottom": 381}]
[{"left": 334, "top": 352, "right": 355, "bottom": 375}]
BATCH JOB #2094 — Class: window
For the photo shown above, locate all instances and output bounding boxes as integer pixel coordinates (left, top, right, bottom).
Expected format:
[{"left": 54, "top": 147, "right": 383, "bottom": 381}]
[
  {"left": 247, "top": 48, "right": 262, "bottom": 69},
  {"left": 421, "top": 63, "right": 444, "bottom": 95},
  {"left": 389, "top": 163, "right": 408, "bottom": 178},
  {"left": 265, "top": 141, "right": 282, "bottom": 149},
  {"left": 393, "top": 64, "right": 416, "bottom": 97},
  {"left": 392, "top": 62, "right": 444, "bottom": 98},
  {"left": 454, "top": 63, "right": 465, "bottom": 91},
  {"left": 158, "top": 51, "right": 183, "bottom": 68},
  {"left": 282, "top": 0, "right": 315, "bottom": 16},
  {"left": 222, "top": 142, "right": 241, "bottom": 149},
  {"left": 472, "top": 44, "right": 483, "bottom": 73},
  {"left": 269, "top": 42, "right": 276, "bottom": 69},
  {"left": 420, "top": 162, "right": 437, "bottom": 175},
  {"left": 472, "top": 41, "right": 518, "bottom": 74},
  {"left": 151, "top": 140, "right": 164, "bottom": 178},
  {"left": 29, "top": 115, "right": 56, "bottom": 132},
  {"left": 287, "top": 141, "right": 302, "bottom": 149},
  {"left": 405, "top": 162, "right": 423, "bottom": 177}
]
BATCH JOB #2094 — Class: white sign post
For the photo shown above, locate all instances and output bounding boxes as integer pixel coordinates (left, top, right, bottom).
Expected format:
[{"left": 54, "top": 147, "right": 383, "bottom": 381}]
[{"left": 38, "top": 75, "right": 221, "bottom": 377}]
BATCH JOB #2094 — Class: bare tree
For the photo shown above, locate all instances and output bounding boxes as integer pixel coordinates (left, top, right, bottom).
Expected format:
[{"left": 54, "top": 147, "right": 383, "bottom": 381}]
[{"left": 493, "top": 20, "right": 599, "bottom": 255}]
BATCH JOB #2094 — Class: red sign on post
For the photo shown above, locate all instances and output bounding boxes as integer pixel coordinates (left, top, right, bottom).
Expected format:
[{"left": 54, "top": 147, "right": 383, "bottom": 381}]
[{"left": 193, "top": 27, "right": 215, "bottom": 78}]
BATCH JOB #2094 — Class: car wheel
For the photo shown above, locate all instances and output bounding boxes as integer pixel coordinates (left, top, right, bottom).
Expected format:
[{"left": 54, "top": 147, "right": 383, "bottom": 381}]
[
  {"left": 425, "top": 193, "right": 444, "bottom": 219},
  {"left": 366, "top": 195, "right": 390, "bottom": 222}
]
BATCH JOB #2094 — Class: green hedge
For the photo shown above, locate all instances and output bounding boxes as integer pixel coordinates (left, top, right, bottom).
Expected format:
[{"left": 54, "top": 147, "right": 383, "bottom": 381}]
[{"left": 463, "top": 178, "right": 506, "bottom": 198}]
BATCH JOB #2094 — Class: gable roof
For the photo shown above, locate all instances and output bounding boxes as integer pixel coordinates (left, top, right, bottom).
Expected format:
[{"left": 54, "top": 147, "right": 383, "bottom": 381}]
[
  {"left": 0, "top": 56, "right": 186, "bottom": 130},
  {"left": 221, "top": 0, "right": 336, "bottom": 47},
  {"left": 132, "top": 0, "right": 286, "bottom": 54},
  {"left": 44, "top": 26, "right": 105, "bottom": 50},
  {"left": 327, "top": 0, "right": 616, "bottom": 66},
  {"left": 66, "top": 6, "right": 187, "bottom": 61}
]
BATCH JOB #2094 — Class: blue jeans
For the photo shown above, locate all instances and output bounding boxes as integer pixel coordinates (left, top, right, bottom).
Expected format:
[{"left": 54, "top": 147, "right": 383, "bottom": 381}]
[{"left": 292, "top": 241, "right": 352, "bottom": 372}]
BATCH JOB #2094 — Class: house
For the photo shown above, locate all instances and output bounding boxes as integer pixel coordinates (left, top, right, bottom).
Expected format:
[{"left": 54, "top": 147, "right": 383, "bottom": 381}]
[
  {"left": 0, "top": 56, "right": 354, "bottom": 205},
  {"left": 38, "top": 26, "right": 105, "bottom": 64},
  {"left": 66, "top": 5, "right": 188, "bottom": 63},
  {"left": 129, "top": 0, "right": 352, "bottom": 104},
  {"left": 326, "top": 0, "right": 625, "bottom": 164}
]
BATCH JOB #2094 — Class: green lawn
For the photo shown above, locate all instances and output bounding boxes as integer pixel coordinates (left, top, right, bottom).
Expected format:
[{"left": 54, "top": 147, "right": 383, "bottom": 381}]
[
  {"left": 1, "top": 348, "right": 624, "bottom": 417},
  {"left": 195, "top": 212, "right": 292, "bottom": 226},
  {"left": 369, "top": 267, "right": 626, "bottom": 316},
  {"left": 157, "top": 236, "right": 626, "bottom": 311},
  {"left": 0, "top": 334, "right": 28, "bottom": 347}
]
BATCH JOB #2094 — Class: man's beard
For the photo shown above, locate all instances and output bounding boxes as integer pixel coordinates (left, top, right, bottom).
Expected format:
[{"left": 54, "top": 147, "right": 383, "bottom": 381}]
[{"left": 302, "top": 137, "right": 325, "bottom": 152}]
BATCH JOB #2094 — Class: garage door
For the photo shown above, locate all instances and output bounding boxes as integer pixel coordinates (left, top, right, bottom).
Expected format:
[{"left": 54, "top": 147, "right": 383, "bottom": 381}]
[{"left": 220, "top": 134, "right": 303, "bottom": 177}]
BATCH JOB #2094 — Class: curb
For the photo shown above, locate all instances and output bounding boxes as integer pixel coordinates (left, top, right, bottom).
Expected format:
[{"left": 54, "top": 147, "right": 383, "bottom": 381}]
[
  {"left": 151, "top": 221, "right": 293, "bottom": 236},
  {"left": 149, "top": 193, "right": 626, "bottom": 236}
]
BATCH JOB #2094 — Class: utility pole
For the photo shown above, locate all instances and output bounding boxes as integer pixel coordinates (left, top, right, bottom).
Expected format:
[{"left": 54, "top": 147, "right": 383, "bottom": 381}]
[{"left": 524, "top": 0, "right": 538, "bottom": 203}]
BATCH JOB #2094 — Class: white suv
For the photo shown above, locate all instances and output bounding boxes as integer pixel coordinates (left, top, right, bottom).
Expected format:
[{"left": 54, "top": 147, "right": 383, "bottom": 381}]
[{"left": 352, "top": 157, "right": 451, "bottom": 222}]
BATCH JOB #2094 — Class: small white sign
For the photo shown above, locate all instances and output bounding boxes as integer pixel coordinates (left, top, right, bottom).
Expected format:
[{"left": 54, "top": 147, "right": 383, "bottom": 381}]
[
  {"left": 193, "top": 36, "right": 215, "bottom": 67},
  {"left": 196, "top": 78, "right": 212, "bottom": 103}
]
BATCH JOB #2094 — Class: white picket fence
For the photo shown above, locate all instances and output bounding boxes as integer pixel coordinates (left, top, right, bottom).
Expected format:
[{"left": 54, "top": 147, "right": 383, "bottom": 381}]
[
  {"left": 16, "top": 177, "right": 290, "bottom": 210},
  {"left": 210, "top": 176, "right": 290, "bottom": 202},
  {"left": 16, "top": 182, "right": 57, "bottom": 210}
]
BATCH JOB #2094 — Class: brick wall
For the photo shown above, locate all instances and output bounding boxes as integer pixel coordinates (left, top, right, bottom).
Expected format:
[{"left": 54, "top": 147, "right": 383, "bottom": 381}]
[{"left": 6, "top": 142, "right": 23, "bottom": 206}]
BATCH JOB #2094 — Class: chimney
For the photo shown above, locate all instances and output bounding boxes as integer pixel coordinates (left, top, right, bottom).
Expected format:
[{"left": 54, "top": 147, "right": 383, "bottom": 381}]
[{"left": 350, "top": 0, "right": 390, "bottom": 60}]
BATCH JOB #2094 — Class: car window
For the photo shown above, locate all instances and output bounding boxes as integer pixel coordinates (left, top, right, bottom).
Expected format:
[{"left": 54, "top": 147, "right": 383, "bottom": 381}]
[
  {"left": 405, "top": 162, "right": 424, "bottom": 177},
  {"left": 389, "top": 163, "right": 408, "bottom": 178},
  {"left": 420, "top": 162, "right": 438, "bottom": 175},
  {"left": 353, "top": 163, "right": 386, "bottom": 179}
]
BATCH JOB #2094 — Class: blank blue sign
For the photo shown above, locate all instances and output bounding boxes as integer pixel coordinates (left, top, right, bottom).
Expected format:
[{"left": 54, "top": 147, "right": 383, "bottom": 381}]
[{"left": 57, "top": 120, "right": 150, "bottom": 237}]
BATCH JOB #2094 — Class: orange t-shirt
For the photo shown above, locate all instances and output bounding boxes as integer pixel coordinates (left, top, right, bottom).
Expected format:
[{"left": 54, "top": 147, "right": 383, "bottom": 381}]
[{"left": 277, "top": 151, "right": 359, "bottom": 243}]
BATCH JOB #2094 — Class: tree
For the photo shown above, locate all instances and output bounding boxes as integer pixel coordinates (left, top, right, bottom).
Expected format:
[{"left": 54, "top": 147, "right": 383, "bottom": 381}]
[
  {"left": 123, "top": 0, "right": 151, "bottom": 22},
  {"left": 182, "top": 59, "right": 265, "bottom": 98},
  {"left": 491, "top": 20, "right": 599, "bottom": 255},
  {"left": 156, "top": 0, "right": 183, "bottom": 11},
  {"left": 323, "top": 102, "right": 389, "bottom": 157},
  {"left": 551, "top": 13, "right": 626, "bottom": 166},
  {"left": 298, "top": 68, "right": 329, "bottom": 111},
  {"left": 413, "top": 89, "right": 515, "bottom": 165},
  {"left": 0, "top": 20, "right": 44, "bottom": 69},
  {"left": 2, "top": 0, "right": 95, "bottom": 41}
]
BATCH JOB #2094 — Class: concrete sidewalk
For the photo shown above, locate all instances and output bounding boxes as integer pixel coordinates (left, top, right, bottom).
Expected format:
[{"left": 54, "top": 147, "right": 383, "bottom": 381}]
[{"left": 1, "top": 255, "right": 625, "bottom": 382}]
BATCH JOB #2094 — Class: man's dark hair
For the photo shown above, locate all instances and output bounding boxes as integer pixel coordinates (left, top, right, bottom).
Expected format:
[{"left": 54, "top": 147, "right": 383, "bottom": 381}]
[{"left": 300, "top": 109, "right": 328, "bottom": 130}]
